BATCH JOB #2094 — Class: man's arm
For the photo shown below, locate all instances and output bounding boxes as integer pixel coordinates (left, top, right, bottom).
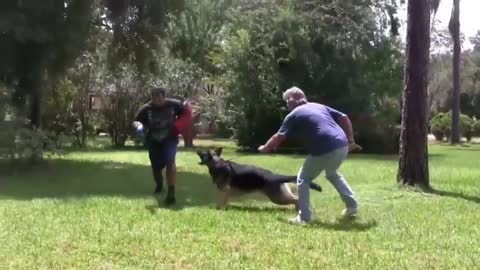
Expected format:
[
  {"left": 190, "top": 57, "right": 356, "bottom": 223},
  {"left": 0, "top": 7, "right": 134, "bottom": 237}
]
[
  {"left": 326, "top": 106, "right": 353, "bottom": 142},
  {"left": 337, "top": 115, "right": 355, "bottom": 143},
  {"left": 258, "top": 113, "right": 293, "bottom": 153},
  {"left": 337, "top": 114, "right": 362, "bottom": 152},
  {"left": 258, "top": 133, "right": 287, "bottom": 153},
  {"left": 326, "top": 105, "right": 361, "bottom": 152},
  {"left": 133, "top": 105, "right": 148, "bottom": 128}
]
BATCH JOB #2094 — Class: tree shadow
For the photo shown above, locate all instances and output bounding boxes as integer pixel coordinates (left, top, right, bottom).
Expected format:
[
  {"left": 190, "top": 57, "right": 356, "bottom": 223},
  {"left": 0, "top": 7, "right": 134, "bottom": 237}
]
[
  {"left": 346, "top": 153, "right": 446, "bottom": 162},
  {"left": 0, "top": 157, "right": 300, "bottom": 213},
  {"left": 59, "top": 144, "right": 239, "bottom": 155},
  {"left": 0, "top": 159, "right": 222, "bottom": 210},
  {"left": 456, "top": 146, "right": 480, "bottom": 151},
  {"left": 430, "top": 188, "right": 480, "bottom": 204}
]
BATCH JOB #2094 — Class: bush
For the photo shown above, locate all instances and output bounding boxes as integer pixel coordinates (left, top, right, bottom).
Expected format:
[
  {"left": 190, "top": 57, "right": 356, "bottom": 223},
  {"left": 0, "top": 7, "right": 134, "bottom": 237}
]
[
  {"left": 207, "top": 2, "right": 403, "bottom": 154},
  {"left": 0, "top": 119, "right": 62, "bottom": 170},
  {"left": 473, "top": 121, "right": 480, "bottom": 137},
  {"left": 351, "top": 114, "right": 400, "bottom": 154},
  {"left": 430, "top": 112, "right": 448, "bottom": 141},
  {"left": 429, "top": 111, "right": 475, "bottom": 142},
  {"left": 42, "top": 79, "right": 99, "bottom": 148},
  {"left": 462, "top": 114, "right": 475, "bottom": 142},
  {"left": 100, "top": 66, "right": 153, "bottom": 147}
]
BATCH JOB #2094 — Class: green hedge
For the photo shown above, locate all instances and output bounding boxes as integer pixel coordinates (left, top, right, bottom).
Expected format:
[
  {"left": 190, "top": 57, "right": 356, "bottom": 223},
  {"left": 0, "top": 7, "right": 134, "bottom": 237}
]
[{"left": 430, "top": 112, "right": 476, "bottom": 142}]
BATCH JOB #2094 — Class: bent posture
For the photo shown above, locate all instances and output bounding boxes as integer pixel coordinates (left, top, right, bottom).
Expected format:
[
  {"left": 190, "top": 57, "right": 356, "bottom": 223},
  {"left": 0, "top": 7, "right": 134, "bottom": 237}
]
[{"left": 258, "top": 86, "right": 361, "bottom": 225}]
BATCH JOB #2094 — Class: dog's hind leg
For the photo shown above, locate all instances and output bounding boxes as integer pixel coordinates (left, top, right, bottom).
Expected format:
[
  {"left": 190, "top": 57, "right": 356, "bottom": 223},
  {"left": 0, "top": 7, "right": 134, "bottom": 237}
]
[
  {"left": 217, "top": 189, "right": 231, "bottom": 210},
  {"left": 263, "top": 183, "right": 298, "bottom": 210},
  {"left": 282, "top": 183, "right": 300, "bottom": 211}
]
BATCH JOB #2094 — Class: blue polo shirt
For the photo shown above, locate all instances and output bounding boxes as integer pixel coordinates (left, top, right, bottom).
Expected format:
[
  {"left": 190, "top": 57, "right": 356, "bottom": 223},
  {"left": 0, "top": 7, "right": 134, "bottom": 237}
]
[{"left": 277, "top": 102, "right": 348, "bottom": 155}]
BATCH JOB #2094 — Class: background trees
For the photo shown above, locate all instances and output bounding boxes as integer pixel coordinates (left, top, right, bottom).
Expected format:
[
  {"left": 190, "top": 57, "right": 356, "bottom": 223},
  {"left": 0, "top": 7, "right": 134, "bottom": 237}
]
[{"left": 0, "top": 0, "right": 478, "bottom": 159}]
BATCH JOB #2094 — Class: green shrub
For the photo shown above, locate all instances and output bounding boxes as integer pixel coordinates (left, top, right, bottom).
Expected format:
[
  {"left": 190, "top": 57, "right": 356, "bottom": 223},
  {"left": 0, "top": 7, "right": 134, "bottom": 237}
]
[
  {"left": 209, "top": 1, "right": 403, "bottom": 154},
  {"left": 351, "top": 114, "right": 400, "bottom": 154},
  {"left": 0, "top": 119, "right": 62, "bottom": 170},
  {"left": 430, "top": 112, "right": 448, "bottom": 141},
  {"left": 429, "top": 112, "right": 475, "bottom": 142},
  {"left": 461, "top": 114, "right": 475, "bottom": 142},
  {"left": 473, "top": 121, "right": 480, "bottom": 137}
]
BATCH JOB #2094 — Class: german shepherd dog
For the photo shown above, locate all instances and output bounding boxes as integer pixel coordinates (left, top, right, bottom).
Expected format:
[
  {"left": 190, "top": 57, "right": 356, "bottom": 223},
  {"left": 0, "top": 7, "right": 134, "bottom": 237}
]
[{"left": 196, "top": 148, "right": 322, "bottom": 210}]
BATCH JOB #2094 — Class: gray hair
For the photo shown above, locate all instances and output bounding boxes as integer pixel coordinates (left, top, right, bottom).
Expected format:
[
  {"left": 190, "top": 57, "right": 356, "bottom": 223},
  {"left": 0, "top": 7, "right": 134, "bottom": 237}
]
[{"left": 283, "top": 86, "right": 307, "bottom": 104}]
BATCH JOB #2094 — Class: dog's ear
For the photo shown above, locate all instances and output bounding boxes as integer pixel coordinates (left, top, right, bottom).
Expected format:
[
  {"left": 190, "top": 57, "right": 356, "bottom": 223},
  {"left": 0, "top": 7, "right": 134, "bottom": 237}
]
[
  {"left": 196, "top": 149, "right": 207, "bottom": 164},
  {"left": 214, "top": 147, "right": 223, "bottom": 157}
]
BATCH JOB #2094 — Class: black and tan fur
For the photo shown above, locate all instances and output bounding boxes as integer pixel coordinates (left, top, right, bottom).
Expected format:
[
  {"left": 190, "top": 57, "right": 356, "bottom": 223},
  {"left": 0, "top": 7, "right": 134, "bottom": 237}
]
[{"left": 196, "top": 148, "right": 322, "bottom": 210}]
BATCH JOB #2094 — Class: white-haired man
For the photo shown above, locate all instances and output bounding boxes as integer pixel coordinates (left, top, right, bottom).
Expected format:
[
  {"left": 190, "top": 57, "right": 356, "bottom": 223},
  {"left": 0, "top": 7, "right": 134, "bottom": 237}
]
[{"left": 258, "top": 86, "right": 360, "bottom": 225}]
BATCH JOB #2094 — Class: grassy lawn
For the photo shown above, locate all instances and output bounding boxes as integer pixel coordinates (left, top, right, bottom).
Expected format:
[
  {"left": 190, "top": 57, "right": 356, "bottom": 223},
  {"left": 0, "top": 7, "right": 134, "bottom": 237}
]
[{"left": 1, "top": 140, "right": 479, "bottom": 269}]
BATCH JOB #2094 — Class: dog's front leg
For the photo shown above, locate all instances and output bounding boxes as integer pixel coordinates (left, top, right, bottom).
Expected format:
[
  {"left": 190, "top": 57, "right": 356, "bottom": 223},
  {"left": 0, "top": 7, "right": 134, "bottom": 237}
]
[{"left": 216, "top": 187, "right": 231, "bottom": 210}]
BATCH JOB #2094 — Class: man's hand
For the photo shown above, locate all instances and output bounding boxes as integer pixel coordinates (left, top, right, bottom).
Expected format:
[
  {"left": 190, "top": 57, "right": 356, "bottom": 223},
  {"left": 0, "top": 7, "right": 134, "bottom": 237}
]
[
  {"left": 348, "top": 142, "right": 362, "bottom": 153},
  {"left": 132, "top": 121, "right": 142, "bottom": 129},
  {"left": 258, "top": 134, "right": 286, "bottom": 153}
]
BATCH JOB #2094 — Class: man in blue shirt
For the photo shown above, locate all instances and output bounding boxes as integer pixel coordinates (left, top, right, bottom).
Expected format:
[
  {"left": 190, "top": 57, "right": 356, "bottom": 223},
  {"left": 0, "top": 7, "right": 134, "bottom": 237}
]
[{"left": 258, "top": 86, "right": 360, "bottom": 225}]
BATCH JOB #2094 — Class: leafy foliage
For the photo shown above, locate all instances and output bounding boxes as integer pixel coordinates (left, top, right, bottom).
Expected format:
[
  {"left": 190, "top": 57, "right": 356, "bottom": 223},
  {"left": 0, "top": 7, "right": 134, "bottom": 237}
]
[
  {"left": 0, "top": 119, "right": 63, "bottom": 170},
  {"left": 0, "top": 0, "right": 96, "bottom": 127},
  {"left": 99, "top": 64, "right": 154, "bottom": 147},
  {"left": 430, "top": 111, "right": 475, "bottom": 142},
  {"left": 473, "top": 120, "right": 480, "bottom": 137},
  {"left": 104, "top": 0, "right": 185, "bottom": 74},
  {"left": 156, "top": 56, "right": 204, "bottom": 98},
  {"left": 208, "top": 0, "right": 403, "bottom": 152},
  {"left": 0, "top": 0, "right": 438, "bottom": 155}
]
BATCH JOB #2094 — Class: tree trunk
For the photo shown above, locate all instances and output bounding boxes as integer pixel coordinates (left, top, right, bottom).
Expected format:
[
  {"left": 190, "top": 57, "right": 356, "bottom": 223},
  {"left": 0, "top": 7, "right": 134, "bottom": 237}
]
[
  {"left": 29, "top": 87, "right": 42, "bottom": 128},
  {"left": 449, "top": 0, "right": 461, "bottom": 144},
  {"left": 397, "top": 0, "right": 431, "bottom": 188},
  {"left": 80, "top": 113, "right": 87, "bottom": 148}
]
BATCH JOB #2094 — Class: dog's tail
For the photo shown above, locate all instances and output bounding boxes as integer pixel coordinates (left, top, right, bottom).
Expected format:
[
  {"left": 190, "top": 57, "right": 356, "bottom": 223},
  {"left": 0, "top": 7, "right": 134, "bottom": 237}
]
[{"left": 271, "top": 175, "right": 322, "bottom": 192}]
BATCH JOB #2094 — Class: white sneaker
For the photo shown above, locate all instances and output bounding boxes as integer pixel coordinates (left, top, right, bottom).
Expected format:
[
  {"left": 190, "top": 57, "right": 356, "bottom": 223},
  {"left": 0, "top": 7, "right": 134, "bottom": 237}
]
[
  {"left": 342, "top": 207, "right": 359, "bottom": 218},
  {"left": 288, "top": 215, "right": 311, "bottom": 225}
]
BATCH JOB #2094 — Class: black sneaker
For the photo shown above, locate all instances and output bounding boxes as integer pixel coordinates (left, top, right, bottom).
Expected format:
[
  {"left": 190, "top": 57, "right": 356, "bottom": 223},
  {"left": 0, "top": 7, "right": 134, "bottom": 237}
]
[
  {"left": 154, "top": 184, "right": 163, "bottom": 194},
  {"left": 164, "top": 195, "right": 176, "bottom": 206}
]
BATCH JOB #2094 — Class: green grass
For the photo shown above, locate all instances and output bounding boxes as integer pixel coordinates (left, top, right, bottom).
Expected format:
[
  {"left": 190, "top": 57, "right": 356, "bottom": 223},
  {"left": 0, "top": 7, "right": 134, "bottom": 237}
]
[{"left": 1, "top": 141, "right": 479, "bottom": 269}]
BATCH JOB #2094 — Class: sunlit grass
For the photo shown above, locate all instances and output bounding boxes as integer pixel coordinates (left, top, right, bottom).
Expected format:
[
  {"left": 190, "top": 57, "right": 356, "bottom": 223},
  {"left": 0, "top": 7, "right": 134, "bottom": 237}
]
[{"left": 1, "top": 141, "right": 479, "bottom": 269}]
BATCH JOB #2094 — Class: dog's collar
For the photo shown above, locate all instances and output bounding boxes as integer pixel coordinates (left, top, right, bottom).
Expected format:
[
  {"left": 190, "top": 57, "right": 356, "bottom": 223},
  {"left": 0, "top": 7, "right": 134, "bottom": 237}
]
[{"left": 217, "top": 159, "right": 236, "bottom": 180}]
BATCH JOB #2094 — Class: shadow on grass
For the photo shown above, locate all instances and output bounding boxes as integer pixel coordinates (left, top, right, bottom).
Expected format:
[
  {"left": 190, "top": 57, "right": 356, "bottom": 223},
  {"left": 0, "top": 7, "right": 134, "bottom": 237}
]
[
  {"left": 430, "top": 189, "right": 480, "bottom": 204},
  {"left": 226, "top": 204, "right": 294, "bottom": 213},
  {"left": 346, "top": 153, "right": 446, "bottom": 161},
  {"left": 456, "top": 146, "right": 480, "bottom": 151},
  {"left": 308, "top": 217, "right": 379, "bottom": 231},
  {"left": 59, "top": 143, "right": 239, "bottom": 155},
  {"left": 275, "top": 216, "right": 378, "bottom": 231},
  {"left": 0, "top": 159, "right": 221, "bottom": 210}
]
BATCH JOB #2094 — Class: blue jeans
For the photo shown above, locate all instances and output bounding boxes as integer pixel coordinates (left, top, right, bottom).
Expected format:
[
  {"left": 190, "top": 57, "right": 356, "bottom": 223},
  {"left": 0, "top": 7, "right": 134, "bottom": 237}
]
[{"left": 297, "top": 146, "right": 358, "bottom": 221}]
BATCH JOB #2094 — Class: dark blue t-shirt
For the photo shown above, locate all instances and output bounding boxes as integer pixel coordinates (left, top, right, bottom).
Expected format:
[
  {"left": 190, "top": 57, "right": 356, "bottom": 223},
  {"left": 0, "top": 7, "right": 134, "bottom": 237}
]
[{"left": 277, "top": 102, "right": 348, "bottom": 155}]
